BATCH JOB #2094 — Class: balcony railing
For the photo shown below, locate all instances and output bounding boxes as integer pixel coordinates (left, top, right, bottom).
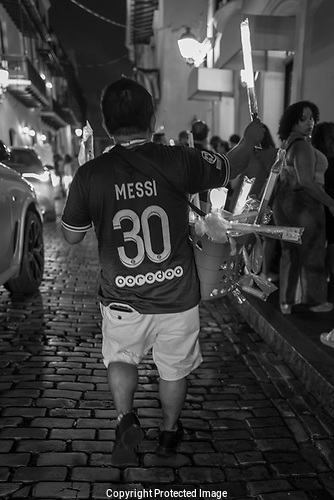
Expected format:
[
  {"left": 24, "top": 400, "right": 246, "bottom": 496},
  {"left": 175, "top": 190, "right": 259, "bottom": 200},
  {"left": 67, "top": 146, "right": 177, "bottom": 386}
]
[
  {"left": 41, "top": 98, "right": 70, "bottom": 130},
  {"left": 3, "top": 54, "right": 49, "bottom": 107}
]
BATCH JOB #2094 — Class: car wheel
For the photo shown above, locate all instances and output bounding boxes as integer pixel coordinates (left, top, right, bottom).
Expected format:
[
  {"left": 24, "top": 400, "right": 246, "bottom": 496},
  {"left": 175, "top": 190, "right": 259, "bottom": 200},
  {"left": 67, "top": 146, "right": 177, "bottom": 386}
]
[{"left": 5, "top": 211, "right": 44, "bottom": 294}]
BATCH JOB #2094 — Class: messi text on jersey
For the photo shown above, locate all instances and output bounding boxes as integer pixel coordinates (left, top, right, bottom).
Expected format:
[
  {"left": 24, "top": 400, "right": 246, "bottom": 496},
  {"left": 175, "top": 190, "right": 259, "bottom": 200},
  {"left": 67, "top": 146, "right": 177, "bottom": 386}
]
[{"left": 115, "top": 180, "right": 158, "bottom": 201}]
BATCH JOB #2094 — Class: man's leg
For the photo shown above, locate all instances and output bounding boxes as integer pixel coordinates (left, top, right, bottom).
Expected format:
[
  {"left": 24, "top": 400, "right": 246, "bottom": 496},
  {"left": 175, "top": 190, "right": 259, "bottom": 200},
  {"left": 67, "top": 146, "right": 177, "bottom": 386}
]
[
  {"left": 107, "top": 361, "right": 138, "bottom": 413},
  {"left": 155, "top": 377, "right": 187, "bottom": 457},
  {"left": 154, "top": 306, "right": 201, "bottom": 456},
  {"left": 159, "top": 377, "right": 187, "bottom": 430},
  {"left": 107, "top": 361, "right": 144, "bottom": 465}
]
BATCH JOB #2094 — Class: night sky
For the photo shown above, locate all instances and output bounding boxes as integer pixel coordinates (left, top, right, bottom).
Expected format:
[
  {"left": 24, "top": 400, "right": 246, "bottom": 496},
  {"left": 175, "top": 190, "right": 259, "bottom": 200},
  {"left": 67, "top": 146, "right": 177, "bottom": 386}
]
[{"left": 49, "top": 0, "right": 134, "bottom": 137}]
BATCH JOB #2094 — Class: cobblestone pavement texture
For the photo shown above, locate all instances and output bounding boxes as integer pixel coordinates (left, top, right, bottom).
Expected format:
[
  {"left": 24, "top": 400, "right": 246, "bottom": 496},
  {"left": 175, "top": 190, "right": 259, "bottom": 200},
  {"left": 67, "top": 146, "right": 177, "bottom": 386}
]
[{"left": 0, "top": 221, "right": 334, "bottom": 500}]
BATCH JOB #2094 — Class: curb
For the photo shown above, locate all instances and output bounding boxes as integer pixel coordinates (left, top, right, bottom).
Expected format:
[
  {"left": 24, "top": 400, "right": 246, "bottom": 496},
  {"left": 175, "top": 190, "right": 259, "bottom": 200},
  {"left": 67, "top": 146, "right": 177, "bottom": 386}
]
[{"left": 228, "top": 293, "right": 334, "bottom": 414}]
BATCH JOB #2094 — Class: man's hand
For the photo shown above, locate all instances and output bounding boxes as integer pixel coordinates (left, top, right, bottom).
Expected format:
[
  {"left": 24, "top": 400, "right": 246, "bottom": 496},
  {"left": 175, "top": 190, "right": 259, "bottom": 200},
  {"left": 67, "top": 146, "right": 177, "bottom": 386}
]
[
  {"left": 243, "top": 118, "right": 265, "bottom": 146},
  {"left": 226, "top": 119, "right": 265, "bottom": 179}
]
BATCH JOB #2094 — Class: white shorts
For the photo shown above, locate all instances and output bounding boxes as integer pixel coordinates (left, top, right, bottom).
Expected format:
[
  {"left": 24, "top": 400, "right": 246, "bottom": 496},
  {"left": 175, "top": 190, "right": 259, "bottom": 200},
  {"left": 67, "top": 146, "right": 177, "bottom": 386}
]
[{"left": 100, "top": 303, "right": 202, "bottom": 381}]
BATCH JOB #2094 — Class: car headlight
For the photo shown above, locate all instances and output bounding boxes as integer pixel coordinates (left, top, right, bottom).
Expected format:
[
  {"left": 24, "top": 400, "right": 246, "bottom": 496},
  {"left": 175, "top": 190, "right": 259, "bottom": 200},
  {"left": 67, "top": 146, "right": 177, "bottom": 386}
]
[{"left": 23, "top": 171, "right": 50, "bottom": 183}]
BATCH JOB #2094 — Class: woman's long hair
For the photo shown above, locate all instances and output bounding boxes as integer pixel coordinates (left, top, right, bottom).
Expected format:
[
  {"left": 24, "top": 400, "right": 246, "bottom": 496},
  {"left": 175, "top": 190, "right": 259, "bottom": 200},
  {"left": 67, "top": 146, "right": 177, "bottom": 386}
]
[{"left": 278, "top": 101, "right": 320, "bottom": 141}]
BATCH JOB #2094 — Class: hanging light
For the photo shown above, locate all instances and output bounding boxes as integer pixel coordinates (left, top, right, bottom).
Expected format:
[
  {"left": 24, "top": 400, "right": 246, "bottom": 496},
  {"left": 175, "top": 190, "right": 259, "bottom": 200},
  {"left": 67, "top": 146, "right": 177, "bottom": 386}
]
[
  {"left": 0, "top": 68, "right": 9, "bottom": 103},
  {"left": 177, "top": 27, "right": 200, "bottom": 65}
]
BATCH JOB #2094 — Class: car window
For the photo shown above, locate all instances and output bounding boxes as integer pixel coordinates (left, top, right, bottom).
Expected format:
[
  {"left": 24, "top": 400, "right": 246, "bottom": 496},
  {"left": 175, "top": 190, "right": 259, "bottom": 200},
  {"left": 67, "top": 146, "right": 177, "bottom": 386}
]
[
  {"left": 10, "top": 150, "right": 41, "bottom": 166},
  {"left": 7, "top": 150, "right": 44, "bottom": 174}
]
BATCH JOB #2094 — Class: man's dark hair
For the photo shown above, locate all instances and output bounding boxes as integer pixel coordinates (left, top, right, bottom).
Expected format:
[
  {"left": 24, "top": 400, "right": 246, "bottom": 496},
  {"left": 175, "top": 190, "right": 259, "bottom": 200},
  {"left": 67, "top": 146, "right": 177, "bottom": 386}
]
[
  {"left": 261, "top": 124, "right": 276, "bottom": 149},
  {"left": 178, "top": 130, "right": 188, "bottom": 141},
  {"left": 191, "top": 120, "right": 209, "bottom": 141},
  {"left": 101, "top": 77, "right": 155, "bottom": 136},
  {"left": 278, "top": 100, "right": 320, "bottom": 141}
]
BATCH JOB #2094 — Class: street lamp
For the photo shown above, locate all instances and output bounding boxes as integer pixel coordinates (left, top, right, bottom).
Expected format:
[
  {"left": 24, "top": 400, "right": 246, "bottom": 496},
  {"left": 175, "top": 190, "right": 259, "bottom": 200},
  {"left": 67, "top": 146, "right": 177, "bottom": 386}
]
[
  {"left": 0, "top": 68, "right": 9, "bottom": 103},
  {"left": 177, "top": 27, "right": 201, "bottom": 65},
  {"left": 177, "top": 27, "right": 215, "bottom": 67}
]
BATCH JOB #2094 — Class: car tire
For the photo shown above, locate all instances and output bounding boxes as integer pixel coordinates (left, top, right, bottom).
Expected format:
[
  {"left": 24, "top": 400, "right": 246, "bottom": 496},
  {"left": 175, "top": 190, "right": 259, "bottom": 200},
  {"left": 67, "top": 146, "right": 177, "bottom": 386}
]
[{"left": 4, "top": 211, "right": 44, "bottom": 294}]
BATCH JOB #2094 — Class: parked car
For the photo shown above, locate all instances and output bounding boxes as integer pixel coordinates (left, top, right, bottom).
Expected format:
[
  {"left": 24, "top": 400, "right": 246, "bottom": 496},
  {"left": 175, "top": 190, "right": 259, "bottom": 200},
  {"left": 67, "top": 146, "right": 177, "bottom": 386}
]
[
  {"left": 4, "top": 146, "right": 57, "bottom": 222},
  {"left": 0, "top": 141, "right": 44, "bottom": 293}
]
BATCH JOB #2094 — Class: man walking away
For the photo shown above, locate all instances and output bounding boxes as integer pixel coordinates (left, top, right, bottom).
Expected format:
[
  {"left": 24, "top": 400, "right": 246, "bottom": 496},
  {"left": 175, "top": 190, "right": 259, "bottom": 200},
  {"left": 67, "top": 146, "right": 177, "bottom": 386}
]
[{"left": 61, "top": 77, "right": 264, "bottom": 465}]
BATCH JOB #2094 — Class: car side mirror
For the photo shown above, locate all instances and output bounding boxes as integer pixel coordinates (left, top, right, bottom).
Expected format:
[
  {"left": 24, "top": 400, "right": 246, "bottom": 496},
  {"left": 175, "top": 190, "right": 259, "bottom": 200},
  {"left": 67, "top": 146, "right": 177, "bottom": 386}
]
[{"left": 0, "top": 140, "right": 10, "bottom": 162}]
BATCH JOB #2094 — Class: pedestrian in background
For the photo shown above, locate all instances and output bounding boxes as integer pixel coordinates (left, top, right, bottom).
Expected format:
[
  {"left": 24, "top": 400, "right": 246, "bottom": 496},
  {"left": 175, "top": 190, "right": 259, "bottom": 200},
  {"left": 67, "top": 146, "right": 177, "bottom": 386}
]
[
  {"left": 272, "top": 101, "right": 334, "bottom": 315},
  {"left": 152, "top": 132, "right": 167, "bottom": 144},
  {"left": 191, "top": 119, "right": 211, "bottom": 152},
  {"left": 239, "top": 123, "right": 277, "bottom": 200},
  {"left": 229, "top": 133, "right": 241, "bottom": 150},
  {"left": 53, "top": 153, "right": 64, "bottom": 198},
  {"left": 210, "top": 135, "right": 229, "bottom": 155},
  {"left": 191, "top": 120, "right": 213, "bottom": 204},
  {"left": 227, "top": 125, "right": 276, "bottom": 204},
  {"left": 244, "top": 124, "right": 280, "bottom": 282},
  {"left": 312, "top": 121, "right": 334, "bottom": 300},
  {"left": 178, "top": 130, "right": 189, "bottom": 146},
  {"left": 61, "top": 77, "right": 264, "bottom": 465},
  {"left": 62, "top": 153, "right": 73, "bottom": 195}
]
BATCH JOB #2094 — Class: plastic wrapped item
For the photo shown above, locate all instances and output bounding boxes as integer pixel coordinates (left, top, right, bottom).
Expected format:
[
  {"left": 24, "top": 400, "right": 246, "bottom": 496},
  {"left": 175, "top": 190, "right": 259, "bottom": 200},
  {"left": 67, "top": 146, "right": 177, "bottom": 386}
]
[
  {"left": 229, "top": 222, "right": 304, "bottom": 243},
  {"left": 190, "top": 226, "right": 250, "bottom": 300},
  {"left": 193, "top": 209, "right": 304, "bottom": 245},
  {"left": 200, "top": 210, "right": 231, "bottom": 244},
  {"left": 255, "top": 148, "right": 286, "bottom": 223},
  {"left": 210, "top": 187, "right": 228, "bottom": 210},
  {"left": 250, "top": 234, "right": 263, "bottom": 274},
  {"left": 78, "top": 121, "right": 94, "bottom": 166},
  {"left": 238, "top": 244, "right": 278, "bottom": 301},
  {"left": 233, "top": 176, "right": 255, "bottom": 215},
  {"left": 190, "top": 199, "right": 302, "bottom": 301}
]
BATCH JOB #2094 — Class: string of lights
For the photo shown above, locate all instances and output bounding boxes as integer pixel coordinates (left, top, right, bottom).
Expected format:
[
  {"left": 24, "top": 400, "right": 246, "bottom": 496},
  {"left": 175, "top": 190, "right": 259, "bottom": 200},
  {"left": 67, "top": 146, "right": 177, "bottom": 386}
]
[
  {"left": 78, "top": 54, "right": 130, "bottom": 68},
  {"left": 68, "top": 0, "right": 126, "bottom": 28}
]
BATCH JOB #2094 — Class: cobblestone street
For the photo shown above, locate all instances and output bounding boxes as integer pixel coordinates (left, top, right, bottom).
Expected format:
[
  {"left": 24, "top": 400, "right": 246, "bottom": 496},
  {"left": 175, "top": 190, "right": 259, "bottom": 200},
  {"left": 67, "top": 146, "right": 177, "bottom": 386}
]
[{"left": 0, "top": 220, "right": 334, "bottom": 499}]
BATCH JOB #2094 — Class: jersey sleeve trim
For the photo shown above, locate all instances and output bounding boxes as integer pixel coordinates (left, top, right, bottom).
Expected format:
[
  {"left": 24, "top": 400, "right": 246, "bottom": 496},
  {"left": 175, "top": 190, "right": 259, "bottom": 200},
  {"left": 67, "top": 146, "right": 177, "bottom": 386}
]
[
  {"left": 61, "top": 220, "right": 92, "bottom": 233},
  {"left": 218, "top": 153, "right": 230, "bottom": 186}
]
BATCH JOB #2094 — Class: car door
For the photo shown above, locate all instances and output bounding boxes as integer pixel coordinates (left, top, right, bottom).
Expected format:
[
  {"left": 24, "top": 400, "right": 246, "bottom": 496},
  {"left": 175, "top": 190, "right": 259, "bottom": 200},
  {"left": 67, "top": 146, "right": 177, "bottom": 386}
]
[{"left": 0, "top": 164, "right": 15, "bottom": 275}]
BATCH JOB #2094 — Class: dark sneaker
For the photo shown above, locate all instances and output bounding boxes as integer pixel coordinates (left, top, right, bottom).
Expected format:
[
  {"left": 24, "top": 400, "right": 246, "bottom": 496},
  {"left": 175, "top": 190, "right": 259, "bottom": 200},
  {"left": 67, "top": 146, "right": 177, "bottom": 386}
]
[
  {"left": 156, "top": 420, "right": 183, "bottom": 456},
  {"left": 111, "top": 412, "right": 144, "bottom": 466}
]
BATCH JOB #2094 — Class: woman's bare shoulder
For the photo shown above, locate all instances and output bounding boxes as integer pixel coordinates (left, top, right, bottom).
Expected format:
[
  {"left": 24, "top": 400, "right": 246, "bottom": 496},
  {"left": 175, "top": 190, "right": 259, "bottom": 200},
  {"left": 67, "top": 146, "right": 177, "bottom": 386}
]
[{"left": 288, "top": 138, "right": 313, "bottom": 156}]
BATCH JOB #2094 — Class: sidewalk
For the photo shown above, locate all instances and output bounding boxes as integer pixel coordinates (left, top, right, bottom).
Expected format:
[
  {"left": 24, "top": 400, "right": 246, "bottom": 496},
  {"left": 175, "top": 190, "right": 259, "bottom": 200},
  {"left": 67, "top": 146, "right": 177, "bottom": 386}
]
[
  {"left": 1, "top": 224, "right": 334, "bottom": 498},
  {"left": 228, "top": 288, "right": 334, "bottom": 414}
]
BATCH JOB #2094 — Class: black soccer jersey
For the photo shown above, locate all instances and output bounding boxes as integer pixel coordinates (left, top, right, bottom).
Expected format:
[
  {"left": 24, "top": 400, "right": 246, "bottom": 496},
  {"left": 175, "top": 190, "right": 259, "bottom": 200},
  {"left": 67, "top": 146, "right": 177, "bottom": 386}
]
[{"left": 62, "top": 142, "right": 230, "bottom": 313}]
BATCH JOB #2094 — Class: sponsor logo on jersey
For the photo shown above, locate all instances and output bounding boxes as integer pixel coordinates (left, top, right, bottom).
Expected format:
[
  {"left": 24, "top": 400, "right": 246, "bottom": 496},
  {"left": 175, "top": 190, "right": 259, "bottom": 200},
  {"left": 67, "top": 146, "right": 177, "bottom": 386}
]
[
  {"left": 201, "top": 151, "right": 217, "bottom": 164},
  {"left": 115, "top": 265, "right": 184, "bottom": 288}
]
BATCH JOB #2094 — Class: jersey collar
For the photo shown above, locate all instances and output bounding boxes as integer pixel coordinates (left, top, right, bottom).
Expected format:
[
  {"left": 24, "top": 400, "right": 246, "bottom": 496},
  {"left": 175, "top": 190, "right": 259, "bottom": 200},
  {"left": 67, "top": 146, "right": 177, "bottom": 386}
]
[{"left": 118, "top": 139, "right": 150, "bottom": 148}]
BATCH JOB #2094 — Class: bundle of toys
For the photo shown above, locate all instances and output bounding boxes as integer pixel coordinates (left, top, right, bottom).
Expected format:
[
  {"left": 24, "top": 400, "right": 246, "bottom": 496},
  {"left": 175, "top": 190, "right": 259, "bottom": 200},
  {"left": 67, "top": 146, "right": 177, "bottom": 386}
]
[{"left": 189, "top": 148, "right": 304, "bottom": 301}]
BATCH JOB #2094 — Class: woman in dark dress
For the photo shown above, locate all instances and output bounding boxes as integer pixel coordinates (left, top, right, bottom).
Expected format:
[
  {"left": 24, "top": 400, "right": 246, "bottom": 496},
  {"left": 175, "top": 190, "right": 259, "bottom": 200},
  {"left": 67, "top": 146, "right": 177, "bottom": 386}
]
[
  {"left": 273, "top": 102, "right": 334, "bottom": 315},
  {"left": 312, "top": 122, "right": 334, "bottom": 291}
]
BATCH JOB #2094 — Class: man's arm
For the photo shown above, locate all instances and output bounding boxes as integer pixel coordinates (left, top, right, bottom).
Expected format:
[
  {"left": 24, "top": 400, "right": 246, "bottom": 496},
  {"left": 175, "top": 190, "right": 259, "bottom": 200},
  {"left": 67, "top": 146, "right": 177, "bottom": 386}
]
[
  {"left": 61, "top": 225, "right": 87, "bottom": 245},
  {"left": 226, "top": 119, "right": 264, "bottom": 179},
  {"left": 60, "top": 169, "right": 92, "bottom": 244}
]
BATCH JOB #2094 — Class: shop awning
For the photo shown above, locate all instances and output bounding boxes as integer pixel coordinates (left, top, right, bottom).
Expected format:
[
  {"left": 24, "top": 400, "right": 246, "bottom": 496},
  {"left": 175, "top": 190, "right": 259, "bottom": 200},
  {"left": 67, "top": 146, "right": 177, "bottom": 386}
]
[
  {"left": 188, "top": 67, "right": 233, "bottom": 101},
  {"left": 215, "top": 13, "right": 296, "bottom": 70}
]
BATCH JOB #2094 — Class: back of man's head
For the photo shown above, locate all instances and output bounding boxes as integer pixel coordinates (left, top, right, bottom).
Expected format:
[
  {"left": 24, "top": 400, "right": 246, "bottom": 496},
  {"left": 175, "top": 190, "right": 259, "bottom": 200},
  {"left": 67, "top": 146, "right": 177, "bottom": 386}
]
[
  {"left": 101, "top": 77, "right": 155, "bottom": 137},
  {"left": 191, "top": 120, "right": 209, "bottom": 141}
]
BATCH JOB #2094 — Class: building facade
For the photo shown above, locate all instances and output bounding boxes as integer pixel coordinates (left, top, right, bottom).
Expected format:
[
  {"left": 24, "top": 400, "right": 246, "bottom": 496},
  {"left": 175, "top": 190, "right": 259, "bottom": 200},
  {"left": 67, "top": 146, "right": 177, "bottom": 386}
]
[
  {"left": 126, "top": 0, "right": 334, "bottom": 147},
  {"left": 0, "top": 0, "right": 86, "bottom": 164}
]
